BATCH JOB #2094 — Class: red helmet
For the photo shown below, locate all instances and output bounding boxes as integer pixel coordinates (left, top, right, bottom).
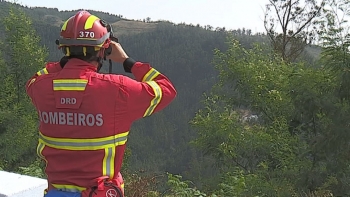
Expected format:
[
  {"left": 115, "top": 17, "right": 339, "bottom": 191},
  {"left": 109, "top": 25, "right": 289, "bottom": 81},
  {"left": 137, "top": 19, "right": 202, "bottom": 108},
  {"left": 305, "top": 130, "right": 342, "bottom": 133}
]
[{"left": 57, "top": 11, "right": 111, "bottom": 56}]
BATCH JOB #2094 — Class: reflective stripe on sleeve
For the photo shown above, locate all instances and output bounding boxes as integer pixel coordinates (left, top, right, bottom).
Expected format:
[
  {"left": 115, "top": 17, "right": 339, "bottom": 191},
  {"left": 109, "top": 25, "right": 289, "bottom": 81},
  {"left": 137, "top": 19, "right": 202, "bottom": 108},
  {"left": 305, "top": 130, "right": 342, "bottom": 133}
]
[
  {"left": 103, "top": 147, "right": 116, "bottom": 179},
  {"left": 53, "top": 79, "right": 88, "bottom": 91},
  {"left": 142, "top": 68, "right": 160, "bottom": 82},
  {"left": 37, "top": 141, "right": 49, "bottom": 182},
  {"left": 51, "top": 184, "right": 86, "bottom": 192},
  {"left": 27, "top": 78, "right": 36, "bottom": 88},
  {"left": 39, "top": 131, "right": 129, "bottom": 151},
  {"left": 36, "top": 68, "right": 48, "bottom": 76},
  {"left": 143, "top": 81, "right": 163, "bottom": 117},
  {"left": 36, "top": 141, "right": 46, "bottom": 160}
]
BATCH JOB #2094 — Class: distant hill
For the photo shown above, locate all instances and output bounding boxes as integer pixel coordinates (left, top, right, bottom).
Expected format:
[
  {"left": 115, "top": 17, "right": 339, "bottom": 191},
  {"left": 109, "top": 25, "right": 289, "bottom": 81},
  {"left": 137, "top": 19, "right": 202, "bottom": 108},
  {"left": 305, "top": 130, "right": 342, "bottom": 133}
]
[
  {"left": 0, "top": 1, "right": 322, "bottom": 185},
  {"left": 0, "top": 1, "right": 158, "bottom": 36}
]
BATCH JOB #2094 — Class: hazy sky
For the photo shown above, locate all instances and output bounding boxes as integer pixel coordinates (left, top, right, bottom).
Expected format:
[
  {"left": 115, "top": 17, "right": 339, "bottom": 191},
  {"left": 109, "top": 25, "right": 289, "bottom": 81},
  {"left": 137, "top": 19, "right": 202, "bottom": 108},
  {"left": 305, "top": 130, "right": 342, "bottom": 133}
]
[{"left": 10, "top": 0, "right": 270, "bottom": 33}]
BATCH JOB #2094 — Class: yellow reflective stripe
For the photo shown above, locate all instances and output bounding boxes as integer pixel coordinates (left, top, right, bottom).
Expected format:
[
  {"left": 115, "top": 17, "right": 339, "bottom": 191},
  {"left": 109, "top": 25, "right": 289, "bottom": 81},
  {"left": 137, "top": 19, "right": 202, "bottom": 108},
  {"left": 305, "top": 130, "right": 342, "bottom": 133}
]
[
  {"left": 143, "top": 81, "right": 163, "bottom": 117},
  {"left": 36, "top": 141, "right": 45, "bottom": 160},
  {"left": 103, "top": 147, "right": 116, "bottom": 179},
  {"left": 83, "top": 46, "right": 87, "bottom": 56},
  {"left": 53, "top": 79, "right": 88, "bottom": 91},
  {"left": 142, "top": 68, "right": 160, "bottom": 82},
  {"left": 84, "top": 15, "right": 99, "bottom": 30},
  {"left": 28, "top": 78, "right": 36, "bottom": 87},
  {"left": 37, "top": 141, "right": 48, "bottom": 180},
  {"left": 36, "top": 68, "right": 48, "bottom": 76},
  {"left": 65, "top": 47, "right": 70, "bottom": 56},
  {"left": 54, "top": 79, "right": 88, "bottom": 83},
  {"left": 61, "top": 17, "right": 71, "bottom": 31},
  {"left": 52, "top": 184, "right": 86, "bottom": 192},
  {"left": 39, "top": 131, "right": 129, "bottom": 151}
]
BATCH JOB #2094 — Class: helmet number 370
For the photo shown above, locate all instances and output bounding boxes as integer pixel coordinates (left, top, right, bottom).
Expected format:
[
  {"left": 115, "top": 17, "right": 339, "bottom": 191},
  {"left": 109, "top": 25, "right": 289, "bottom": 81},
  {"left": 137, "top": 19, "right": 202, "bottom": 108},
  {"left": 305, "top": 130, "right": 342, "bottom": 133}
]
[{"left": 79, "top": 31, "right": 95, "bottom": 38}]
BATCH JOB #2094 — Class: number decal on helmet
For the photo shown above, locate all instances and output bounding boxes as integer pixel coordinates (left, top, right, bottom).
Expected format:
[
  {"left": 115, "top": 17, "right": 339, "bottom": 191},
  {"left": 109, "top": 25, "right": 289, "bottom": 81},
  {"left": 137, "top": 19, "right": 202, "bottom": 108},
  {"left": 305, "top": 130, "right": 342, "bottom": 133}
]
[{"left": 79, "top": 31, "right": 95, "bottom": 38}]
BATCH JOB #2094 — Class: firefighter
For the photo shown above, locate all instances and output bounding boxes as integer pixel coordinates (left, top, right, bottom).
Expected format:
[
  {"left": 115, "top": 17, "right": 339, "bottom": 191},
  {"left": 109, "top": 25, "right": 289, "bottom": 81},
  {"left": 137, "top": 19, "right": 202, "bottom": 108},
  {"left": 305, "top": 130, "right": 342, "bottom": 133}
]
[{"left": 26, "top": 10, "right": 177, "bottom": 197}]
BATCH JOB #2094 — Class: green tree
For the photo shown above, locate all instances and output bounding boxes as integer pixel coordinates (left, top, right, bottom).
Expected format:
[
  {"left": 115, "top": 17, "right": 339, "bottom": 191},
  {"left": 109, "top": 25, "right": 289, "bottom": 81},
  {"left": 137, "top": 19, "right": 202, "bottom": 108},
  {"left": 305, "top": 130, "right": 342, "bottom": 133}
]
[
  {"left": 316, "top": 1, "right": 350, "bottom": 194},
  {"left": 191, "top": 37, "right": 345, "bottom": 196},
  {"left": 319, "top": 0, "right": 350, "bottom": 98},
  {"left": 264, "top": 0, "right": 325, "bottom": 62},
  {"left": 0, "top": 6, "right": 48, "bottom": 171}
]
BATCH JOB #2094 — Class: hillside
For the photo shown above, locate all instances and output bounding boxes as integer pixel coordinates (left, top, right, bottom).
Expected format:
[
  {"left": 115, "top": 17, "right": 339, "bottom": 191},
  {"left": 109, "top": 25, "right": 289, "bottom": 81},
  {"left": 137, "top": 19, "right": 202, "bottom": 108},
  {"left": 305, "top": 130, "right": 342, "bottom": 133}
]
[
  {"left": 0, "top": 1, "right": 322, "bottom": 187},
  {"left": 0, "top": 1, "right": 158, "bottom": 35},
  {"left": 0, "top": 1, "right": 226, "bottom": 179}
]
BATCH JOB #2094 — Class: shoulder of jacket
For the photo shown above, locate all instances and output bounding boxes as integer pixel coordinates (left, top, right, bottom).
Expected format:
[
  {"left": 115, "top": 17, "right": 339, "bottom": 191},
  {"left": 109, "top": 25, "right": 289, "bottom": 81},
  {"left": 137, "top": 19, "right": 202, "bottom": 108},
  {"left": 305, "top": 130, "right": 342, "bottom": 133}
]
[
  {"left": 91, "top": 73, "right": 127, "bottom": 86},
  {"left": 30, "top": 73, "right": 55, "bottom": 88}
]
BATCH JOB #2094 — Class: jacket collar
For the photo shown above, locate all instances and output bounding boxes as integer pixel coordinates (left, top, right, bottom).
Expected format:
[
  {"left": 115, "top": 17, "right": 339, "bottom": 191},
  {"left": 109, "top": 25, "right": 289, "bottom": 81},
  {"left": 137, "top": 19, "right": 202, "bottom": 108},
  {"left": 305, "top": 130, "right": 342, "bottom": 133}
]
[{"left": 63, "top": 58, "right": 98, "bottom": 72}]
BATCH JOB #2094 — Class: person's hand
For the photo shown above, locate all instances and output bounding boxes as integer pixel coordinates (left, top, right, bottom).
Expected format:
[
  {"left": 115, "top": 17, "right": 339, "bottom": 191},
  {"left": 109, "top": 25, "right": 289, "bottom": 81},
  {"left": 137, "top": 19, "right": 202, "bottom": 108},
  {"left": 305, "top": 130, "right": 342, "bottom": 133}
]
[{"left": 106, "top": 41, "right": 129, "bottom": 63}]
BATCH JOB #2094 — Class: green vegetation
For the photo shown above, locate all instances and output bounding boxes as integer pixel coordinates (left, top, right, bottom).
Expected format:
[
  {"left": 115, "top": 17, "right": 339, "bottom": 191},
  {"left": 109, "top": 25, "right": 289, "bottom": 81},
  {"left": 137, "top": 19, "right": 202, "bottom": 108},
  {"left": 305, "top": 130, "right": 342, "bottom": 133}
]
[
  {"left": 0, "top": 6, "right": 47, "bottom": 172},
  {"left": 2, "top": 0, "right": 350, "bottom": 196}
]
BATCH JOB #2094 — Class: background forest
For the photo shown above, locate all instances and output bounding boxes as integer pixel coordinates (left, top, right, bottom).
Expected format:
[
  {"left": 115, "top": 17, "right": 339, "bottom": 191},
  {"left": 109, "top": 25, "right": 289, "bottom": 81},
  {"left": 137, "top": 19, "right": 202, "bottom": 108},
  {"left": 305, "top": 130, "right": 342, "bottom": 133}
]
[{"left": 1, "top": 0, "right": 350, "bottom": 196}]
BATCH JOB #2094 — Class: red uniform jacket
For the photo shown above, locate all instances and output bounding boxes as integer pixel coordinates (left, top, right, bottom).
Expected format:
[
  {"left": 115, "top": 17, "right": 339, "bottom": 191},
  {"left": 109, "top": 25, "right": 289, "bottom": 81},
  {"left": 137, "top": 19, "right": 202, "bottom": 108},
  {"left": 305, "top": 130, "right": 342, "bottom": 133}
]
[{"left": 26, "top": 58, "right": 176, "bottom": 192}]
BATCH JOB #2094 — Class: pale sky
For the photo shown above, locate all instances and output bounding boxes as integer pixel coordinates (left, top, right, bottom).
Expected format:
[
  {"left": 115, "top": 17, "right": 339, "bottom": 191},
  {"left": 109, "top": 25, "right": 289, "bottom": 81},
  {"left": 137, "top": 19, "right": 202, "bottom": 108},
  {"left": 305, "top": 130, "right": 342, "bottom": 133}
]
[{"left": 10, "top": 0, "right": 270, "bottom": 33}]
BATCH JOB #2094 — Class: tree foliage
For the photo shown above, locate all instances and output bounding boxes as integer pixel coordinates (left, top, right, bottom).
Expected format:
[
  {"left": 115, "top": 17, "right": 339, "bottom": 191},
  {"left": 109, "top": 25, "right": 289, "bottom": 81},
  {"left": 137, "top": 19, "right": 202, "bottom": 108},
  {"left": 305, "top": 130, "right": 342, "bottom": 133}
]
[
  {"left": 191, "top": 30, "right": 350, "bottom": 195},
  {"left": 264, "top": 0, "right": 325, "bottom": 62},
  {"left": 4, "top": 1, "right": 350, "bottom": 196},
  {"left": 0, "top": 6, "right": 47, "bottom": 171}
]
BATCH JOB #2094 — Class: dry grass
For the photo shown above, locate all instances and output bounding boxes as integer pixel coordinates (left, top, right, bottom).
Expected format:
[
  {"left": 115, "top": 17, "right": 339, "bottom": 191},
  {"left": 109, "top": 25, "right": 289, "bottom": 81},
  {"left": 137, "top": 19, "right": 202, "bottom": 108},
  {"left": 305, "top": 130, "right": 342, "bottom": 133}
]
[
  {"left": 301, "top": 190, "right": 334, "bottom": 197},
  {"left": 43, "top": 15, "right": 64, "bottom": 27},
  {"left": 43, "top": 15, "right": 157, "bottom": 36},
  {"left": 111, "top": 20, "right": 157, "bottom": 36},
  {"left": 124, "top": 172, "right": 163, "bottom": 197}
]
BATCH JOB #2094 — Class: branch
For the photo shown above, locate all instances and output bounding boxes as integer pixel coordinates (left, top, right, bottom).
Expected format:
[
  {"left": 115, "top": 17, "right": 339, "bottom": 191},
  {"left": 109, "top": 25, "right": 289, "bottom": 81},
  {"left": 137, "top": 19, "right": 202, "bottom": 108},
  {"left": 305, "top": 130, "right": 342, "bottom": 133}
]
[
  {"left": 284, "top": 0, "right": 293, "bottom": 33},
  {"left": 270, "top": 0, "right": 285, "bottom": 29},
  {"left": 264, "top": 6, "right": 276, "bottom": 43},
  {"left": 229, "top": 152, "right": 249, "bottom": 172},
  {"left": 291, "top": 1, "right": 324, "bottom": 37},
  {"left": 283, "top": 1, "right": 294, "bottom": 51}
]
